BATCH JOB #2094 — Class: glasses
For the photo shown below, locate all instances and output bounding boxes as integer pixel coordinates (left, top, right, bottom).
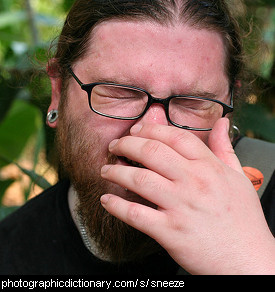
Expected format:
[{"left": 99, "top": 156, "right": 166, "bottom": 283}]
[{"left": 68, "top": 67, "right": 233, "bottom": 131}]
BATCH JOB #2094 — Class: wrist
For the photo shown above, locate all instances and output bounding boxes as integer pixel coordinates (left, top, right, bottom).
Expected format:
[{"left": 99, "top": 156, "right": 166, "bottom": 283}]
[{"left": 238, "top": 235, "right": 275, "bottom": 275}]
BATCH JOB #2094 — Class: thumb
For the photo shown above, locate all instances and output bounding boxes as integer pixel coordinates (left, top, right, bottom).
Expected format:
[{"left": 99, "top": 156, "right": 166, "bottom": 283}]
[{"left": 208, "top": 118, "right": 243, "bottom": 173}]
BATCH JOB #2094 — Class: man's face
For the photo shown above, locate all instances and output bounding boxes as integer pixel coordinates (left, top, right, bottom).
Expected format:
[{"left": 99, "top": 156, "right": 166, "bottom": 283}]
[{"left": 53, "top": 20, "right": 229, "bottom": 261}]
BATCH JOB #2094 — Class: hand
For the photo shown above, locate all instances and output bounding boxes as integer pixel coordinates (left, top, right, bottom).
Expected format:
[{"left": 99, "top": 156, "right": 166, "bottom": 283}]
[{"left": 100, "top": 118, "right": 275, "bottom": 274}]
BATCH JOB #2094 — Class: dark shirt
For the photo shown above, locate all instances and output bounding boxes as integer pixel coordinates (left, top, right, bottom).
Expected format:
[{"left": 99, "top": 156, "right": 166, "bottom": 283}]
[
  {"left": 0, "top": 179, "right": 179, "bottom": 275},
  {"left": 261, "top": 171, "right": 275, "bottom": 236}
]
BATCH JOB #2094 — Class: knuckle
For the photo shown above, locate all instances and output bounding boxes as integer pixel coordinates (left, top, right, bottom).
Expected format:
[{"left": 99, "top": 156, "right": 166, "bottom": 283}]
[
  {"left": 133, "top": 168, "right": 150, "bottom": 186},
  {"left": 141, "top": 139, "right": 160, "bottom": 157},
  {"left": 126, "top": 203, "right": 142, "bottom": 224},
  {"left": 117, "top": 136, "right": 128, "bottom": 149},
  {"left": 169, "top": 130, "right": 189, "bottom": 147},
  {"left": 208, "top": 158, "right": 226, "bottom": 176},
  {"left": 169, "top": 218, "right": 184, "bottom": 233}
]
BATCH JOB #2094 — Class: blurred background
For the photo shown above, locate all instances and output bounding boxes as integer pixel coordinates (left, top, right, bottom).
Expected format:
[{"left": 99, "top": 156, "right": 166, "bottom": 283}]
[{"left": 0, "top": 0, "right": 274, "bottom": 219}]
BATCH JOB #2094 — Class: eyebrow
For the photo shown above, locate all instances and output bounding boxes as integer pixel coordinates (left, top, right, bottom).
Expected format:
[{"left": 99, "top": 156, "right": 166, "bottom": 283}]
[
  {"left": 94, "top": 80, "right": 220, "bottom": 99},
  {"left": 179, "top": 90, "right": 219, "bottom": 99},
  {"left": 92, "top": 77, "right": 140, "bottom": 88}
]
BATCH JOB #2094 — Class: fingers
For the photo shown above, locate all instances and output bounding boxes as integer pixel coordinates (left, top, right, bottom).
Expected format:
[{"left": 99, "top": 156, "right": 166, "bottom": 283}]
[
  {"left": 100, "top": 194, "right": 168, "bottom": 241},
  {"left": 129, "top": 118, "right": 243, "bottom": 174},
  {"left": 108, "top": 135, "right": 187, "bottom": 180},
  {"left": 106, "top": 123, "right": 216, "bottom": 184},
  {"left": 208, "top": 118, "right": 243, "bottom": 173},
  {"left": 130, "top": 123, "right": 212, "bottom": 160},
  {"left": 101, "top": 164, "right": 175, "bottom": 208}
]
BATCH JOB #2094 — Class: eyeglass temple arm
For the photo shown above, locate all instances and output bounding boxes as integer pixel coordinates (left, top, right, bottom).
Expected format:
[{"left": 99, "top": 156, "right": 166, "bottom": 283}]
[
  {"left": 230, "top": 88, "right": 234, "bottom": 107},
  {"left": 221, "top": 89, "right": 234, "bottom": 116},
  {"left": 67, "top": 66, "right": 84, "bottom": 87}
]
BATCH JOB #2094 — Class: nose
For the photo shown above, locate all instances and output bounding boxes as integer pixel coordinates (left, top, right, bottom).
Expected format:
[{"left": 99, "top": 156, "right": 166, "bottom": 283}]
[{"left": 134, "top": 103, "right": 169, "bottom": 127}]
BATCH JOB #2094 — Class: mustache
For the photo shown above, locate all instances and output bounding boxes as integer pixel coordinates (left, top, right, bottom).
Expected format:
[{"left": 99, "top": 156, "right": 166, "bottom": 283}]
[{"left": 107, "top": 151, "right": 118, "bottom": 165}]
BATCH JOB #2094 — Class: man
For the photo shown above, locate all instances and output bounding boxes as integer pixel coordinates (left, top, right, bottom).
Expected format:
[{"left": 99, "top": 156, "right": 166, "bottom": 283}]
[{"left": 0, "top": 0, "right": 274, "bottom": 275}]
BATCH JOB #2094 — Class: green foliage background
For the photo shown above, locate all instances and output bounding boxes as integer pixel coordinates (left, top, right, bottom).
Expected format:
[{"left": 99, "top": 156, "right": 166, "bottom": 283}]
[{"left": 0, "top": 0, "right": 274, "bottom": 219}]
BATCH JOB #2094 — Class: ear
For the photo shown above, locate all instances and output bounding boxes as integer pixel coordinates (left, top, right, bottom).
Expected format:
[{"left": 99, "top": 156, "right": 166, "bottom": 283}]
[{"left": 46, "top": 59, "right": 62, "bottom": 128}]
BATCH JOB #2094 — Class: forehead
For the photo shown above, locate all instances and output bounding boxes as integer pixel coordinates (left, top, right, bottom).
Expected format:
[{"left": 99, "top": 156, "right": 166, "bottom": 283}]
[{"left": 76, "top": 19, "right": 228, "bottom": 94}]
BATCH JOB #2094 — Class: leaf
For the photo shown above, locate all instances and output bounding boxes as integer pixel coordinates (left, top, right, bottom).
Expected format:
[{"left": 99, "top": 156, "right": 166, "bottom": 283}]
[
  {"left": 0, "top": 155, "right": 51, "bottom": 190},
  {"left": 0, "top": 11, "right": 27, "bottom": 28},
  {"left": 0, "top": 99, "right": 42, "bottom": 168},
  {"left": 33, "top": 125, "right": 45, "bottom": 168},
  {"left": 35, "top": 13, "right": 60, "bottom": 26},
  {"left": 13, "top": 161, "right": 51, "bottom": 190},
  {"left": 0, "top": 75, "right": 18, "bottom": 123}
]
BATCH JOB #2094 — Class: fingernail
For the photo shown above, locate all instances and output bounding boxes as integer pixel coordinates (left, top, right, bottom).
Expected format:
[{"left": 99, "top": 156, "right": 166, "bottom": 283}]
[
  {"left": 101, "top": 165, "right": 112, "bottom": 174},
  {"left": 100, "top": 194, "right": 110, "bottom": 205},
  {"left": 130, "top": 124, "right": 142, "bottom": 135},
  {"left": 109, "top": 139, "right": 118, "bottom": 150}
]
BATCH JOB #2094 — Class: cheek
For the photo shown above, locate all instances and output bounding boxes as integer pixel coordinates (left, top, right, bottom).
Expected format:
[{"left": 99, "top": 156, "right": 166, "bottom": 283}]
[
  {"left": 85, "top": 114, "right": 137, "bottom": 148},
  {"left": 67, "top": 84, "right": 136, "bottom": 139},
  {"left": 193, "top": 131, "right": 210, "bottom": 146}
]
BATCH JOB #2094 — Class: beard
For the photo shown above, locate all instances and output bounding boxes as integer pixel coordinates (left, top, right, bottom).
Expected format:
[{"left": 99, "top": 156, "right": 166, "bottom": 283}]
[{"left": 56, "top": 102, "right": 161, "bottom": 263}]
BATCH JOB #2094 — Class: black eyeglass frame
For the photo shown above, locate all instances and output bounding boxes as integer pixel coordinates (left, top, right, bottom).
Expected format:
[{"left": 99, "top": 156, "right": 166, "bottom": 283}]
[{"left": 68, "top": 67, "right": 234, "bottom": 131}]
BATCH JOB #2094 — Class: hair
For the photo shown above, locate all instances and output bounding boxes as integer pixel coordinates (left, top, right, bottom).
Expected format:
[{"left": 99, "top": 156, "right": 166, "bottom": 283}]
[{"left": 50, "top": 0, "right": 248, "bottom": 102}]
